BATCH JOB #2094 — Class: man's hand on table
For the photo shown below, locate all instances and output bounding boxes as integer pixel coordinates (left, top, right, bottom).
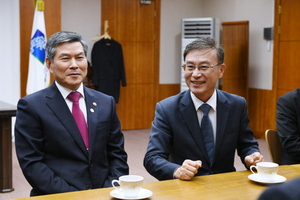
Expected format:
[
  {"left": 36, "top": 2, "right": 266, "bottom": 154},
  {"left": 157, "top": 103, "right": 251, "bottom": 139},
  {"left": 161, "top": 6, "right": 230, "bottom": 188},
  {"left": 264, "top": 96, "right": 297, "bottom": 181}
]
[
  {"left": 174, "top": 159, "right": 202, "bottom": 180},
  {"left": 245, "top": 152, "right": 264, "bottom": 168}
]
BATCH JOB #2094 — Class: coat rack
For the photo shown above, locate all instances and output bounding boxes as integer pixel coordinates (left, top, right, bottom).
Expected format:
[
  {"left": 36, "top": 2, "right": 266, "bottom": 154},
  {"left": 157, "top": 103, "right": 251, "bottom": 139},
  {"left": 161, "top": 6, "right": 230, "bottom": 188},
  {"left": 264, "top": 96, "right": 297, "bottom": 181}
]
[{"left": 91, "top": 20, "right": 111, "bottom": 41}]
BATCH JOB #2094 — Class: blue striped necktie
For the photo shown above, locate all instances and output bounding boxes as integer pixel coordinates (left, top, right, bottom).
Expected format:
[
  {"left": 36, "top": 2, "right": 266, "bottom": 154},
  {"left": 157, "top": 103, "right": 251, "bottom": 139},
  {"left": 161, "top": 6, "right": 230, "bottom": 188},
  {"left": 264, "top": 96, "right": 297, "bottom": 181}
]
[{"left": 200, "top": 104, "right": 214, "bottom": 165}]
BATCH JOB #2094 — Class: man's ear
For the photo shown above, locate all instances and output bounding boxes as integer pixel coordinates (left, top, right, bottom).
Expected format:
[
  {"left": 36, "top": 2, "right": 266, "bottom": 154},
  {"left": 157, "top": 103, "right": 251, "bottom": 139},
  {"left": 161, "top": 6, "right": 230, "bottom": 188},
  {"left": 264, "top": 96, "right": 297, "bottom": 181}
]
[
  {"left": 218, "top": 63, "right": 226, "bottom": 79},
  {"left": 45, "top": 58, "right": 52, "bottom": 73}
]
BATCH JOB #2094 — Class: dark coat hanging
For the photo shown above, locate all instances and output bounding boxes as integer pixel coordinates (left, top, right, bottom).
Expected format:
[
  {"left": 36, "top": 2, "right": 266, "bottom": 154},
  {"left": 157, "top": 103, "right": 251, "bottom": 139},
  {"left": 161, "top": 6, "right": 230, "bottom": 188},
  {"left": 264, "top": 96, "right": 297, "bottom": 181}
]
[{"left": 91, "top": 38, "right": 126, "bottom": 103}]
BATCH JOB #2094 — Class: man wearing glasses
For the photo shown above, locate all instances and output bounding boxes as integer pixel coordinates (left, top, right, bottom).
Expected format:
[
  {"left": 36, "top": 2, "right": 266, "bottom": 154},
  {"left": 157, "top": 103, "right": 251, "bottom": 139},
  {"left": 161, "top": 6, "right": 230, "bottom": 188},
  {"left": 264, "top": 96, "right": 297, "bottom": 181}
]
[{"left": 144, "top": 37, "right": 264, "bottom": 181}]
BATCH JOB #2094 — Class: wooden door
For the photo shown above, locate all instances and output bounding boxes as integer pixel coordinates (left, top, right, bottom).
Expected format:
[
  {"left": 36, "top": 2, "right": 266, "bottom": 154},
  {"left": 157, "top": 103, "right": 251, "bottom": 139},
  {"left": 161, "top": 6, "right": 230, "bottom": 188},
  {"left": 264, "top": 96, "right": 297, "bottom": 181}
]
[
  {"left": 276, "top": 0, "right": 300, "bottom": 98},
  {"left": 101, "top": 0, "right": 160, "bottom": 130},
  {"left": 221, "top": 21, "right": 249, "bottom": 101}
]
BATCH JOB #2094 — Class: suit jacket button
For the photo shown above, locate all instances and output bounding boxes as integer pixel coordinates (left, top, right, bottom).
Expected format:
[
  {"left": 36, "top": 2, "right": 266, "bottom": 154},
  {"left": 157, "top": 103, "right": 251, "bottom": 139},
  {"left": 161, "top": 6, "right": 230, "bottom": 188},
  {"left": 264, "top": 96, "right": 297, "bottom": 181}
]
[{"left": 86, "top": 185, "right": 92, "bottom": 190}]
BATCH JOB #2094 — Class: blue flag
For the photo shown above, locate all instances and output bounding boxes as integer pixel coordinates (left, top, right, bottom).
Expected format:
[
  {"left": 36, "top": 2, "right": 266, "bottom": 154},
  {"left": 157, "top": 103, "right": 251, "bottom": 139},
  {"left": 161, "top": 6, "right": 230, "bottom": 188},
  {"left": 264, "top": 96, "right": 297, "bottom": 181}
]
[
  {"left": 30, "top": 29, "right": 46, "bottom": 64},
  {"left": 26, "top": 0, "right": 49, "bottom": 95}
]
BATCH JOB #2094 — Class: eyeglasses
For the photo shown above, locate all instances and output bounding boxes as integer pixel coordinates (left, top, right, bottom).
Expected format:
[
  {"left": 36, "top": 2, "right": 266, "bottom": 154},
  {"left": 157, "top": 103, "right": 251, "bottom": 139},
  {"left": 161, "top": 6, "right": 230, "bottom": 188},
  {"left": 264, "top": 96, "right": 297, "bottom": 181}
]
[{"left": 182, "top": 63, "right": 220, "bottom": 73}]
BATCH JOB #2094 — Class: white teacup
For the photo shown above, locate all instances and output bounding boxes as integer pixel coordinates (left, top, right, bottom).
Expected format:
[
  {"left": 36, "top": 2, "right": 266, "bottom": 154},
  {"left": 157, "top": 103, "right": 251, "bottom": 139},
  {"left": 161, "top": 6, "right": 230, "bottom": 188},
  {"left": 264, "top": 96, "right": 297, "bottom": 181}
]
[
  {"left": 250, "top": 162, "right": 278, "bottom": 181},
  {"left": 111, "top": 175, "right": 144, "bottom": 198}
]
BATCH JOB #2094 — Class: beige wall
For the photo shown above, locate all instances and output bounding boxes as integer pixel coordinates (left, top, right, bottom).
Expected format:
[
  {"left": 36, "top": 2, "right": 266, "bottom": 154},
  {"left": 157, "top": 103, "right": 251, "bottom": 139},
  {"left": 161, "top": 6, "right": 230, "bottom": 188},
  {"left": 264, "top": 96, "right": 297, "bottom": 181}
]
[
  {"left": 159, "top": 0, "right": 203, "bottom": 84},
  {"left": 1, "top": 0, "right": 274, "bottom": 105},
  {"left": 0, "top": 0, "right": 20, "bottom": 105},
  {"left": 202, "top": 0, "right": 274, "bottom": 90},
  {"left": 61, "top": 0, "right": 101, "bottom": 62}
]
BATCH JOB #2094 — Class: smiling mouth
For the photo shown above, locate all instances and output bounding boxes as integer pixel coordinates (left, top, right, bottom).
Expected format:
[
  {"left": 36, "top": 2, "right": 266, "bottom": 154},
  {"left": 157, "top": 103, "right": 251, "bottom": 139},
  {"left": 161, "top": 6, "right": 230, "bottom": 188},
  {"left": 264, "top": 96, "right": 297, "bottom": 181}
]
[
  {"left": 191, "top": 80, "right": 205, "bottom": 85},
  {"left": 69, "top": 73, "right": 80, "bottom": 76}
]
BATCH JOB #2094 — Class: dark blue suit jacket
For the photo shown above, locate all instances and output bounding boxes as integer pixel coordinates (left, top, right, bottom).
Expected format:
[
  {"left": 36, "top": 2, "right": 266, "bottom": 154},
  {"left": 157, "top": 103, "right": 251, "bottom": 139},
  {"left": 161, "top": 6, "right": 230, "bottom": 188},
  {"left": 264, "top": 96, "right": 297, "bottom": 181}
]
[
  {"left": 277, "top": 88, "right": 300, "bottom": 164},
  {"left": 258, "top": 177, "right": 300, "bottom": 200},
  {"left": 144, "top": 89, "right": 260, "bottom": 180},
  {"left": 15, "top": 83, "right": 129, "bottom": 196}
]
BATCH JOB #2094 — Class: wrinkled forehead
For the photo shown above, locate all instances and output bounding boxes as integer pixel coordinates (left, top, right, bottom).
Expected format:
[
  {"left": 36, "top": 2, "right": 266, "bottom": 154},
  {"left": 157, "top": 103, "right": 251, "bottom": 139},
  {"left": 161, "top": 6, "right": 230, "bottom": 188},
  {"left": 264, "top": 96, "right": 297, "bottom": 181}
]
[
  {"left": 55, "top": 42, "right": 84, "bottom": 54},
  {"left": 185, "top": 48, "right": 218, "bottom": 64}
]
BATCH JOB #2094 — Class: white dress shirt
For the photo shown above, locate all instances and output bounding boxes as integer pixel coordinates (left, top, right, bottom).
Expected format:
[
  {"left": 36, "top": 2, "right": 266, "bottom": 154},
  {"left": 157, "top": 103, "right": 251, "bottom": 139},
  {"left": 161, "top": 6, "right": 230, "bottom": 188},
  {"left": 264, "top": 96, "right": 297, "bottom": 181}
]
[
  {"left": 55, "top": 81, "right": 88, "bottom": 123},
  {"left": 190, "top": 90, "right": 217, "bottom": 144}
]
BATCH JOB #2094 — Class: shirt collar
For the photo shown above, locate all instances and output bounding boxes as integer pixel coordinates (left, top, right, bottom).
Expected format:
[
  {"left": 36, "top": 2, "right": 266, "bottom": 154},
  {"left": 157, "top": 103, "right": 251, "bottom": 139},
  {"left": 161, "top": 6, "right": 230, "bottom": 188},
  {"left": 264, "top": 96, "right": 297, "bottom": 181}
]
[
  {"left": 190, "top": 89, "right": 217, "bottom": 111},
  {"left": 55, "top": 81, "right": 85, "bottom": 99}
]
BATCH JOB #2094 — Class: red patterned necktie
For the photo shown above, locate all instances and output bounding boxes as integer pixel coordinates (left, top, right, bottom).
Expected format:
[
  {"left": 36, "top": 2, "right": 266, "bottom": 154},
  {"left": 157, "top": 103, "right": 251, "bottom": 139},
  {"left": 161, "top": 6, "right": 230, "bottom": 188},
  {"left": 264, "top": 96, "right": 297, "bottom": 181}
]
[{"left": 67, "top": 91, "right": 89, "bottom": 150}]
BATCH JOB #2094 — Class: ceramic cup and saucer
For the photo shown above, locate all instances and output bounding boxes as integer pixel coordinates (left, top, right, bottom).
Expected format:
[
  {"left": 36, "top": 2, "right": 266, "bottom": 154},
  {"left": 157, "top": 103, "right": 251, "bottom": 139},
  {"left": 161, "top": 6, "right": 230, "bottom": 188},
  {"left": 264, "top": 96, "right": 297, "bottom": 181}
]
[
  {"left": 110, "top": 175, "right": 153, "bottom": 199},
  {"left": 110, "top": 188, "right": 153, "bottom": 200},
  {"left": 248, "top": 162, "right": 286, "bottom": 184}
]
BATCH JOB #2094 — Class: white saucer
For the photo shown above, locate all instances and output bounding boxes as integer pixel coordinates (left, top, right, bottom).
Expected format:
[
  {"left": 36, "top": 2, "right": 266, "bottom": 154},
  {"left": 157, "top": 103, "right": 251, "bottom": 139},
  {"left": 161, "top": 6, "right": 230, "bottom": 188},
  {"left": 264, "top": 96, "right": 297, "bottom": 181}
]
[
  {"left": 110, "top": 188, "right": 153, "bottom": 200},
  {"left": 248, "top": 174, "right": 287, "bottom": 184}
]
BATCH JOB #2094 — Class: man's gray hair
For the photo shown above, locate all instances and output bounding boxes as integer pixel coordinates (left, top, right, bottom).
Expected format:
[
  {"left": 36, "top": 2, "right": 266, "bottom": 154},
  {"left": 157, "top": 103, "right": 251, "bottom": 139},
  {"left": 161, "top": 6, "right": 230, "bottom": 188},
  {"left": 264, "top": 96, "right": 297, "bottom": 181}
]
[
  {"left": 46, "top": 31, "right": 88, "bottom": 62},
  {"left": 183, "top": 37, "right": 224, "bottom": 65}
]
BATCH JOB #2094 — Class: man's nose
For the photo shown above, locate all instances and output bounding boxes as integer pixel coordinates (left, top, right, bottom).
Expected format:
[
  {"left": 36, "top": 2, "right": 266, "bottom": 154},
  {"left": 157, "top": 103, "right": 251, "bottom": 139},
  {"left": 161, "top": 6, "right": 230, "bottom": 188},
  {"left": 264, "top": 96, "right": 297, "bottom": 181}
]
[
  {"left": 70, "top": 58, "right": 79, "bottom": 68},
  {"left": 192, "top": 68, "right": 202, "bottom": 77}
]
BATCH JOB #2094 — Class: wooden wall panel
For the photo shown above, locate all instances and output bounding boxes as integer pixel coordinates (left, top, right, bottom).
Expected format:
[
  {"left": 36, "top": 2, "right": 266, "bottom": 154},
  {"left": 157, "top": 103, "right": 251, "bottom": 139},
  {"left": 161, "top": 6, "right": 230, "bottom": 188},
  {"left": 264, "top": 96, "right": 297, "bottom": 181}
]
[
  {"left": 116, "top": 85, "right": 137, "bottom": 129},
  {"left": 158, "top": 84, "right": 180, "bottom": 102},
  {"left": 117, "top": 83, "right": 180, "bottom": 130},
  {"left": 102, "top": 0, "right": 160, "bottom": 130},
  {"left": 221, "top": 21, "right": 249, "bottom": 101},
  {"left": 116, "top": 84, "right": 155, "bottom": 129},
  {"left": 136, "top": 42, "right": 155, "bottom": 84},
  {"left": 277, "top": 42, "right": 300, "bottom": 91},
  {"left": 222, "top": 79, "right": 247, "bottom": 98},
  {"left": 117, "top": 1, "right": 137, "bottom": 41},
  {"left": 280, "top": 0, "right": 300, "bottom": 41},
  {"left": 137, "top": 3, "right": 155, "bottom": 42},
  {"left": 248, "top": 89, "right": 276, "bottom": 139},
  {"left": 277, "top": 89, "right": 291, "bottom": 99},
  {"left": 20, "top": 0, "right": 61, "bottom": 97},
  {"left": 275, "top": 0, "right": 300, "bottom": 98},
  {"left": 121, "top": 42, "right": 138, "bottom": 84}
]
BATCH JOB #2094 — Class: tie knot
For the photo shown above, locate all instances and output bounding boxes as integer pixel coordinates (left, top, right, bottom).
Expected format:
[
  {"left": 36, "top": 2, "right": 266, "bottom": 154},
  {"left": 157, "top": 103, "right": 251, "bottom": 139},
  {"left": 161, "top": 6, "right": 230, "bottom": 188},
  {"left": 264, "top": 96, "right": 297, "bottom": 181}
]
[
  {"left": 68, "top": 91, "right": 81, "bottom": 102},
  {"left": 200, "top": 104, "right": 211, "bottom": 116}
]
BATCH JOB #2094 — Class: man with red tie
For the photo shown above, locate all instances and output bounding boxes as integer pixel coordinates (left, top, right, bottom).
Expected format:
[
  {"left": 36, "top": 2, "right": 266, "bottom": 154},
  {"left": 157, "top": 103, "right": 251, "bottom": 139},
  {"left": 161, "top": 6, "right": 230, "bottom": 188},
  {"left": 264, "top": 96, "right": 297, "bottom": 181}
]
[{"left": 15, "top": 31, "right": 129, "bottom": 196}]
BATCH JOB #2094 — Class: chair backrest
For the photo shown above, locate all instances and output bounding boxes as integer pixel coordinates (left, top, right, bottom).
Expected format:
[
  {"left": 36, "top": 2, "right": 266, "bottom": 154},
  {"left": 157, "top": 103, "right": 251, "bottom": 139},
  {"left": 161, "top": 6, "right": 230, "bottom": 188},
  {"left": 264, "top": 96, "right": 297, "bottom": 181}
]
[{"left": 265, "top": 129, "right": 282, "bottom": 165}]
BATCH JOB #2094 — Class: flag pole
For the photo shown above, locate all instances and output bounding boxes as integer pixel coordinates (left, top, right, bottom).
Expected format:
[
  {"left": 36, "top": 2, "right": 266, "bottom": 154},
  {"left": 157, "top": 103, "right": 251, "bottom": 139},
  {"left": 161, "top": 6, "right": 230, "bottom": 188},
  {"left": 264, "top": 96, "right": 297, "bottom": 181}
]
[
  {"left": 37, "top": 0, "right": 44, "bottom": 11},
  {"left": 33, "top": 0, "right": 44, "bottom": 11},
  {"left": 33, "top": 0, "right": 37, "bottom": 8}
]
